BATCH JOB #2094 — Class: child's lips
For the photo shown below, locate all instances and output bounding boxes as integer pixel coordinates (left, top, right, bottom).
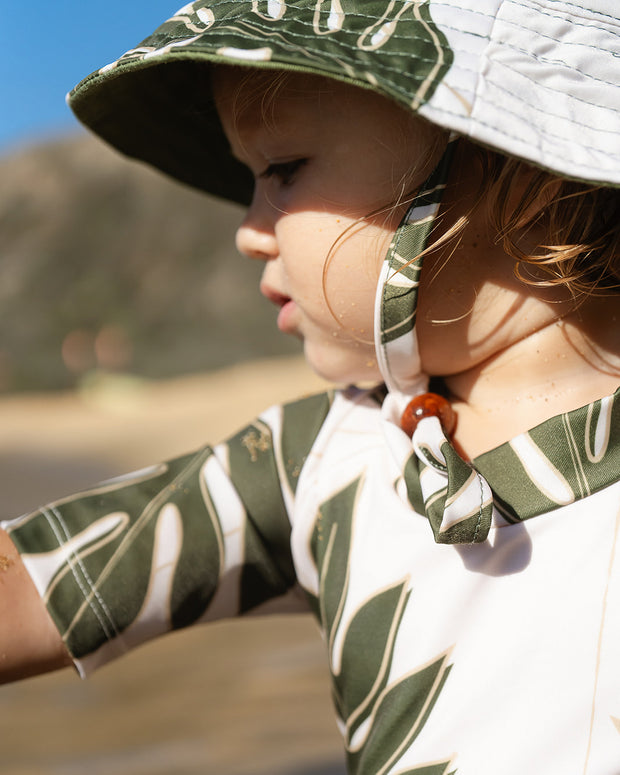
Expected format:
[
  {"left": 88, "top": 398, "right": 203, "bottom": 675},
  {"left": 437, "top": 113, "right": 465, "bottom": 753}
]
[{"left": 260, "top": 284, "right": 298, "bottom": 334}]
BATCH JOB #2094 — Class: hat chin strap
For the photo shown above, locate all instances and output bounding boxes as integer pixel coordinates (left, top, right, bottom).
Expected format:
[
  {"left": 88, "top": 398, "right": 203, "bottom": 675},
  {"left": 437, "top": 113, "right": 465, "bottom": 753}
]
[
  {"left": 375, "top": 137, "right": 496, "bottom": 545},
  {"left": 374, "top": 137, "right": 456, "bottom": 412}
]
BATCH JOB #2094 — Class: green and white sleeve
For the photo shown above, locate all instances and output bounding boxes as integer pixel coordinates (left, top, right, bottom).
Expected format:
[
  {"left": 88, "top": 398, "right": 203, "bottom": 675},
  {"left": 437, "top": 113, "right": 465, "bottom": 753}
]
[{"left": 2, "top": 391, "right": 333, "bottom": 676}]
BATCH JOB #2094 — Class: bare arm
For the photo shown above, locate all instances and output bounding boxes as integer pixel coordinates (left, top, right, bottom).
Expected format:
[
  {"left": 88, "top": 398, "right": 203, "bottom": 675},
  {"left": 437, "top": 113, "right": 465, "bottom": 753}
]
[{"left": 0, "top": 528, "right": 72, "bottom": 683}]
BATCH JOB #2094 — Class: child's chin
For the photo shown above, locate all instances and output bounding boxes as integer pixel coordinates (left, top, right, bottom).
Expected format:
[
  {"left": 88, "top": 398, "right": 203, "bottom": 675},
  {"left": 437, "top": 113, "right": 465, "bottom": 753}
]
[{"left": 304, "top": 344, "right": 382, "bottom": 387}]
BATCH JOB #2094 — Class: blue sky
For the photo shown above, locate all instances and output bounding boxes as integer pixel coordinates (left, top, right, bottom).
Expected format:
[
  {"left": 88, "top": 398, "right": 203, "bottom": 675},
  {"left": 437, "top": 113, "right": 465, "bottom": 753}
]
[{"left": 0, "top": 1, "right": 183, "bottom": 154}]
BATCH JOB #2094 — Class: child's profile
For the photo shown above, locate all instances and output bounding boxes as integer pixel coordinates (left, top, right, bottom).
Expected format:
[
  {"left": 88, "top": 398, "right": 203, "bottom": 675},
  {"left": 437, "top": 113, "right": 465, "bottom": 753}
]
[{"left": 1, "top": 2, "right": 619, "bottom": 773}]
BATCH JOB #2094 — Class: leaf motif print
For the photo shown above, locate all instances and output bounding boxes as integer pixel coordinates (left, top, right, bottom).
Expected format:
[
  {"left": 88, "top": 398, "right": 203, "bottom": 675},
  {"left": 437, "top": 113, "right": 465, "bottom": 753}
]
[
  {"left": 168, "top": 4, "right": 215, "bottom": 33},
  {"left": 313, "top": 0, "right": 345, "bottom": 34},
  {"left": 376, "top": 141, "right": 456, "bottom": 400},
  {"left": 315, "top": 478, "right": 360, "bottom": 648},
  {"left": 72, "top": 0, "right": 456, "bottom": 204},
  {"left": 22, "top": 511, "right": 129, "bottom": 605},
  {"left": 310, "top": 476, "right": 453, "bottom": 774},
  {"left": 91, "top": 1, "right": 454, "bottom": 115},
  {"left": 475, "top": 389, "right": 620, "bottom": 522},
  {"left": 379, "top": 145, "right": 455, "bottom": 351},
  {"left": 107, "top": 503, "right": 185, "bottom": 650},
  {"left": 585, "top": 394, "right": 613, "bottom": 463},
  {"left": 281, "top": 391, "right": 334, "bottom": 495},
  {"left": 252, "top": 0, "right": 287, "bottom": 21},
  {"left": 6, "top": 393, "right": 331, "bottom": 671},
  {"left": 8, "top": 448, "right": 225, "bottom": 659},
  {"left": 357, "top": 0, "right": 410, "bottom": 50},
  {"left": 337, "top": 582, "right": 411, "bottom": 743},
  {"left": 226, "top": 415, "right": 299, "bottom": 612},
  {"left": 509, "top": 434, "right": 574, "bottom": 505},
  {"left": 348, "top": 654, "right": 453, "bottom": 775}
]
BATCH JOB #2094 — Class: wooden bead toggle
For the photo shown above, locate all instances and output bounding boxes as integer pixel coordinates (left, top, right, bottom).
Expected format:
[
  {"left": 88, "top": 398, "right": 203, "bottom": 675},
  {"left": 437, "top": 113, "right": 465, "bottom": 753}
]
[{"left": 400, "top": 392, "right": 456, "bottom": 438}]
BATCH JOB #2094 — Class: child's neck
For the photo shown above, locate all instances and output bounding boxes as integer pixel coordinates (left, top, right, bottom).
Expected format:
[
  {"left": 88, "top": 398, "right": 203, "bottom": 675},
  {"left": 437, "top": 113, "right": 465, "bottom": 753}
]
[{"left": 443, "top": 297, "right": 620, "bottom": 459}]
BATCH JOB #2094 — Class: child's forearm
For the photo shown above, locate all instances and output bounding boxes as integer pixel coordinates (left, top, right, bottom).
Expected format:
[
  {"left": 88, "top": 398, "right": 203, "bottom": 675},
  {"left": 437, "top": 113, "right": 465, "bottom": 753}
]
[{"left": 0, "top": 528, "right": 72, "bottom": 684}]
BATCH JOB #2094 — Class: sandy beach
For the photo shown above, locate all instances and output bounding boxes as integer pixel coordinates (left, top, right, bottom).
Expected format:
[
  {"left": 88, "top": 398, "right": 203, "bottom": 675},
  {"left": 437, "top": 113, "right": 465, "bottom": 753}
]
[{"left": 0, "top": 357, "right": 345, "bottom": 775}]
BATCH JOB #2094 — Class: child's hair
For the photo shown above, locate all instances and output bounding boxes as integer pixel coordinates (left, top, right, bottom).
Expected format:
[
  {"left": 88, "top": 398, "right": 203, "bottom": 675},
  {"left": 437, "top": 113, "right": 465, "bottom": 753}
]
[{"left": 480, "top": 150, "right": 620, "bottom": 299}]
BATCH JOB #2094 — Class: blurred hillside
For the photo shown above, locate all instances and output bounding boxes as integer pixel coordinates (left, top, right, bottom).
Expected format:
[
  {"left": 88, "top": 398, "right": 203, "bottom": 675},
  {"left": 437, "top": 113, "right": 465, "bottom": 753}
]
[{"left": 0, "top": 134, "right": 299, "bottom": 392}]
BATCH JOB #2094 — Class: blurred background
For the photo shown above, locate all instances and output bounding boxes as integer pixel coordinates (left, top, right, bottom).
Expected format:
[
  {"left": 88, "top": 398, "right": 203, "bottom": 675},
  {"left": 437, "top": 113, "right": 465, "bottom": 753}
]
[
  {"left": 0, "top": 1, "right": 304, "bottom": 393},
  {"left": 0, "top": 3, "right": 344, "bottom": 773}
]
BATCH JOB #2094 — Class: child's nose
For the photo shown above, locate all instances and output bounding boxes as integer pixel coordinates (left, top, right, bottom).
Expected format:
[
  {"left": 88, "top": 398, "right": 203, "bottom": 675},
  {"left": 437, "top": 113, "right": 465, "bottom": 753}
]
[
  {"left": 235, "top": 221, "right": 278, "bottom": 261},
  {"left": 235, "top": 197, "right": 278, "bottom": 261}
]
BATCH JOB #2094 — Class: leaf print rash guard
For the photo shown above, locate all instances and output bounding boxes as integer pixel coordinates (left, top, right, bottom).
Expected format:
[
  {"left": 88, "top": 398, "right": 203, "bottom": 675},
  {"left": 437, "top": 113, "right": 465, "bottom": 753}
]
[{"left": 4, "top": 385, "right": 620, "bottom": 775}]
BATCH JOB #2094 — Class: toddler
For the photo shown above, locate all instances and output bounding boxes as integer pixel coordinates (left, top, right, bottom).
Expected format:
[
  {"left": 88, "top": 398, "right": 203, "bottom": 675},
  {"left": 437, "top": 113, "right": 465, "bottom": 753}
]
[{"left": 1, "top": 2, "right": 619, "bottom": 773}]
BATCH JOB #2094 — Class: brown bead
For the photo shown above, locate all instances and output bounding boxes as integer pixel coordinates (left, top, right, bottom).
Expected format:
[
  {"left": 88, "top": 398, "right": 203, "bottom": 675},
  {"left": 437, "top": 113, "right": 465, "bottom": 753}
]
[{"left": 400, "top": 392, "right": 456, "bottom": 438}]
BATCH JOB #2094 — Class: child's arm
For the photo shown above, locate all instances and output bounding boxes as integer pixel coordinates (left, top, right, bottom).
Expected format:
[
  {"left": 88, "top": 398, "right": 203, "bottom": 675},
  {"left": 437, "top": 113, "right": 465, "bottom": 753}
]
[
  {"left": 1, "top": 391, "right": 333, "bottom": 682},
  {"left": 0, "top": 528, "right": 73, "bottom": 682}
]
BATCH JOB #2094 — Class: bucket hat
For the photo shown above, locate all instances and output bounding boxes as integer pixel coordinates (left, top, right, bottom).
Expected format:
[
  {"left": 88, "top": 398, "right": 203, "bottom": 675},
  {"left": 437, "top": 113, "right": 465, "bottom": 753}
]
[{"left": 69, "top": 0, "right": 620, "bottom": 205}]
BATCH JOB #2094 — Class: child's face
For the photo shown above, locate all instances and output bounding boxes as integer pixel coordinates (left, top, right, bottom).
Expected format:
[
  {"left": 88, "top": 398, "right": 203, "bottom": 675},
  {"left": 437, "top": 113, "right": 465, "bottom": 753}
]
[{"left": 214, "top": 69, "right": 443, "bottom": 383}]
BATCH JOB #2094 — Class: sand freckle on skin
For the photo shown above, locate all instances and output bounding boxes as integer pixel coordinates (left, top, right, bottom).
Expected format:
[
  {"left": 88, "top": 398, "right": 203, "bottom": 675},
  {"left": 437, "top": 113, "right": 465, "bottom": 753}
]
[{"left": 0, "top": 555, "right": 14, "bottom": 572}]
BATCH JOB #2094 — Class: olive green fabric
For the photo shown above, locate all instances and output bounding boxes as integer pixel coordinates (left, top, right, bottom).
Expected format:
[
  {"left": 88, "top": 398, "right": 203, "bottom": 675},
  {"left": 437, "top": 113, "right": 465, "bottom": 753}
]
[
  {"left": 69, "top": 1, "right": 620, "bottom": 198},
  {"left": 5, "top": 386, "right": 619, "bottom": 663},
  {"left": 69, "top": 1, "right": 453, "bottom": 202},
  {"left": 4, "top": 386, "right": 620, "bottom": 772}
]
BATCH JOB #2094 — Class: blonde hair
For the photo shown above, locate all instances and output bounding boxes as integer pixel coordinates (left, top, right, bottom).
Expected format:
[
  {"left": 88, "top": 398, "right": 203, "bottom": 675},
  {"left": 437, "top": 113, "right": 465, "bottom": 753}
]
[{"left": 480, "top": 150, "right": 620, "bottom": 298}]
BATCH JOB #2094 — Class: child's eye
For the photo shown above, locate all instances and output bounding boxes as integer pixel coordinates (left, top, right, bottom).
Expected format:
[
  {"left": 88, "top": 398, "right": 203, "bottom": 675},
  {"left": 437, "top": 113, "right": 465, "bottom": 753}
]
[{"left": 260, "top": 159, "right": 308, "bottom": 186}]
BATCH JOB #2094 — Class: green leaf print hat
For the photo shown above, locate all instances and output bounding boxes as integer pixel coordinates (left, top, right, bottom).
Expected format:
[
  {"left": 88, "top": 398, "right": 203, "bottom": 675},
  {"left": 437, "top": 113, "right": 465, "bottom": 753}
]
[{"left": 69, "top": 0, "right": 620, "bottom": 206}]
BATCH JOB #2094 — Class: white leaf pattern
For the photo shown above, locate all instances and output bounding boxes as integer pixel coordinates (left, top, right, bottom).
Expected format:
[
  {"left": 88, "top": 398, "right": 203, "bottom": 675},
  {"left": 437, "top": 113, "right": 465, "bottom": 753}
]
[{"left": 510, "top": 434, "right": 574, "bottom": 505}]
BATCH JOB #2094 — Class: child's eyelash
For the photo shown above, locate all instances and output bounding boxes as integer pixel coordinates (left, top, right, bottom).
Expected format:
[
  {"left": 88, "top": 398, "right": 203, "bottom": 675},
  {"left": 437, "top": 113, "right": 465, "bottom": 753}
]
[{"left": 260, "top": 158, "right": 308, "bottom": 185}]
